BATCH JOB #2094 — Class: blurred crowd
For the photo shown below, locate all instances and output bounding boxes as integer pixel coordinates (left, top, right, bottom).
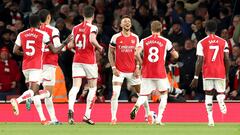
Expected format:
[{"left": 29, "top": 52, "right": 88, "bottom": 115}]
[{"left": 0, "top": 0, "right": 240, "bottom": 102}]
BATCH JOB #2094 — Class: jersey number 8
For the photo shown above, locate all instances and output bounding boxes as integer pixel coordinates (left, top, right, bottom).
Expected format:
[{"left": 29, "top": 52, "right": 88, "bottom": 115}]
[{"left": 148, "top": 47, "right": 159, "bottom": 62}]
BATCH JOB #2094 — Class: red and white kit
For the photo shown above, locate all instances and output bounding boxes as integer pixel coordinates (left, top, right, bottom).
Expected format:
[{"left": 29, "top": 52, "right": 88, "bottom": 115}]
[
  {"left": 71, "top": 21, "right": 98, "bottom": 79},
  {"left": 196, "top": 34, "right": 229, "bottom": 92},
  {"left": 40, "top": 24, "right": 62, "bottom": 86},
  {"left": 137, "top": 35, "right": 173, "bottom": 95},
  {"left": 15, "top": 28, "right": 50, "bottom": 84},
  {"left": 110, "top": 32, "right": 140, "bottom": 85}
]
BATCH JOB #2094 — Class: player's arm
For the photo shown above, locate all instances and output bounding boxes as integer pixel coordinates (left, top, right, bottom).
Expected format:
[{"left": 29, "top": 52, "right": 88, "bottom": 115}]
[
  {"left": 224, "top": 43, "right": 230, "bottom": 84},
  {"left": 170, "top": 49, "right": 179, "bottom": 60},
  {"left": 90, "top": 32, "right": 103, "bottom": 52},
  {"left": 90, "top": 25, "right": 103, "bottom": 52},
  {"left": 13, "top": 44, "right": 23, "bottom": 56},
  {"left": 190, "top": 42, "right": 203, "bottom": 88},
  {"left": 13, "top": 33, "right": 23, "bottom": 56},
  {"left": 108, "top": 35, "right": 120, "bottom": 76},
  {"left": 48, "top": 31, "right": 73, "bottom": 53}
]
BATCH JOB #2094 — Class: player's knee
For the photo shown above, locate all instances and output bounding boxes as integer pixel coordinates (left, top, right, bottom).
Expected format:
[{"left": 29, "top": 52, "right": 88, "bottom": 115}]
[{"left": 205, "top": 90, "right": 214, "bottom": 95}]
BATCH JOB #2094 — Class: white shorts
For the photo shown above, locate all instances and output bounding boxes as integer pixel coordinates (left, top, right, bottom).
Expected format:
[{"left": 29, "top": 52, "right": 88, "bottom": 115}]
[
  {"left": 203, "top": 79, "right": 226, "bottom": 93},
  {"left": 72, "top": 63, "right": 98, "bottom": 79},
  {"left": 23, "top": 69, "right": 42, "bottom": 84},
  {"left": 42, "top": 65, "right": 56, "bottom": 86},
  {"left": 112, "top": 72, "right": 141, "bottom": 85},
  {"left": 140, "top": 78, "right": 170, "bottom": 95}
]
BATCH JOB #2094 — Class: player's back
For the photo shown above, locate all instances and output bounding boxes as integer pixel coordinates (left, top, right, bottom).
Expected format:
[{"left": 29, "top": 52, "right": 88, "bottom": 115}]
[
  {"left": 72, "top": 21, "right": 97, "bottom": 64},
  {"left": 141, "top": 35, "right": 172, "bottom": 79},
  {"left": 18, "top": 28, "right": 48, "bottom": 70},
  {"left": 40, "top": 24, "right": 60, "bottom": 66},
  {"left": 198, "top": 34, "right": 228, "bottom": 79}
]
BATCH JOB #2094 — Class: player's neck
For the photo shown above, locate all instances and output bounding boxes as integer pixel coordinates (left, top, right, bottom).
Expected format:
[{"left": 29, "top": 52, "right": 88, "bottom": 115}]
[
  {"left": 152, "top": 32, "right": 160, "bottom": 36},
  {"left": 84, "top": 18, "right": 93, "bottom": 24},
  {"left": 122, "top": 30, "right": 131, "bottom": 37}
]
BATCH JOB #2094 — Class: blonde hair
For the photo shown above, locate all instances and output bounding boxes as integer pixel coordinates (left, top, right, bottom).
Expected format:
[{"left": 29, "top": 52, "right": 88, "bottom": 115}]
[{"left": 151, "top": 21, "right": 162, "bottom": 32}]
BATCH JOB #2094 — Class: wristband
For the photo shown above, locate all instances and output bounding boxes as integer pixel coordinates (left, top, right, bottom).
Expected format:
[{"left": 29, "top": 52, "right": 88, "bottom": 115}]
[
  {"left": 194, "top": 76, "right": 199, "bottom": 79},
  {"left": 136, "top": 65, "right": 140, "bottom": 68},
  {"left": 112, "top": 66, "right": 116, "bottom": 69}
]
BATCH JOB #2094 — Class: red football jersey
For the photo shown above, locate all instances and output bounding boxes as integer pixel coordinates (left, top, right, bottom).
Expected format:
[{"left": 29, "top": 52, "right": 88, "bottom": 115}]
[
  {"left": 72, "top": 21, "right": 98, "bottom": 64},
  {"left": 110, "top": 32, "right": 139, "bottom": 72},
  {"left": 138, "top": 35, "right": 173, "bottom": 78},
  {"left": 15, "top": 28, "right": 50, "bottom": 70},
  {"left": 40, "top": 24, "right": 61, "bottom": 66},
  {"left": 196, "top": 34, "right": 229, "bottom": 79}
]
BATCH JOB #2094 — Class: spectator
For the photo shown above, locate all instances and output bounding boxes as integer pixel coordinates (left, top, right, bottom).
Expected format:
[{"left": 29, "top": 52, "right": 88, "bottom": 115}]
[
  {"left": 191, "top": 16, "right": 206, "bottom": 45},
  {"left": 179, "top": 39, "right": 198, "bottom": 100},
  {"left": 168, "top": 21, "right": 187, "bottom": 52},
  {"left": 0, "top": 47, "right": 21, "bottom": 101},
  {"left": 55, "top": 18, "right": 73, "bottom": 91},
  {"left": 228, "top": 15, "right": 240, "bottom": 37}
]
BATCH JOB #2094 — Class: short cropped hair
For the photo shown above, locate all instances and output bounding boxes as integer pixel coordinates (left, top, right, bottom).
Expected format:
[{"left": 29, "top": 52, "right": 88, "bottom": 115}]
[
  {"left": 205, "top": 20, "right": 217, "bottom": 33},
  {"left": 83, "top": 5, "right": 95, "bottom": 18},
  {"left": 29, "top": 14, "right": 41, "bottom": 27},
  {"left": 151, "top": 20, "right": 162, "bottom": 32}
]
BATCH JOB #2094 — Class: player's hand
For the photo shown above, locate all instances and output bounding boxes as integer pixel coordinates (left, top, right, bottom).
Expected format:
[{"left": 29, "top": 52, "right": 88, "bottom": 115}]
[
  {"left": 133, "top": 68, "right": 140, "bottom": 78},
  {"left": 63, "top": 35, "right": 73, "bottom": 45},
  {"left": 112, "top": 68, "right": 120, "bottom": 77},
  {"left": 190, "top": 79, "right": 198, "bottom": 89},
  {"left": 97, "top": 46, "right": 104, "bottom": 54},
  {"left": 230, "top": 90, "right": 238, "bottom": 97}
]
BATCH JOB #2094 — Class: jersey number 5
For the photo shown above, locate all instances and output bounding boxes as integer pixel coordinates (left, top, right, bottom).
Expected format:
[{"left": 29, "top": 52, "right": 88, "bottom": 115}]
[
  {"left": 148, "top": 47, "right": 159, "bottom": 62},
  {"left": 75, "top": 34, "right": 86, "bottom": 49},
  {"left": 209, "top": 45, "right": 219, "bottom": 61},
  {"left": 26, "top": 40, "right": 35, "bottom": 56}
]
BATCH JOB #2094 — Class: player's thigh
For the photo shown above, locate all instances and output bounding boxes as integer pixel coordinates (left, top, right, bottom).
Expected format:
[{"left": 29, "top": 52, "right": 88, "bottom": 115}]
[
  {"left": 42, "top": 65, "right": 56, "bottom": 86},
  {"left": 112, "top": 72, "right": 125, "bottom": 84},
  {"left": 72, "top": 63, "right": 86, "bottom": 78},
  {"left": 156, "top": 78, "right": 170, "bottom": 92},
  {"left": 140, "top": 78, "right": 155, "bottom": 95},
  {"left": 214, "top": 79, "right": 226, "bottom": 93},
  {"left": 125, "top": 73, "right": 141, "bottom": 86},
  {"left": 83, "top": 64, "right": 98, "bottom": 79},
  {"left": 23, "top": 69, "right": 42, "bottom": 84},
  {"left": 203, "top": 79, "right": 214, "bottom": 91}
]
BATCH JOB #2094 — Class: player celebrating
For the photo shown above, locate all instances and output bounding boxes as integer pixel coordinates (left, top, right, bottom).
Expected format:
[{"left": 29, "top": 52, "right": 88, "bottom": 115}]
[
  {"left": 130, "top": 21, "right": 179, "bottom": 125},
  {"left": 108, "top": 15, "right": 150, "bottom": 125},
  {"left": 67, "top": 5, "right": 103, "bottom": 125},
  {"left": 190, "top": 20, "right": 230, "bottom": 126},
  {"left": 27, "top": 9, "right": 72, "bottom": 125},
  {"left": 10, "top": 14, "right": 55, "bottom": 123}
]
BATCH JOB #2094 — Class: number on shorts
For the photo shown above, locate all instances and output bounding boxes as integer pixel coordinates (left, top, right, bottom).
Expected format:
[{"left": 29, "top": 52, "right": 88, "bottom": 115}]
[
  {"left": 75, "top": 34, "right": 86, "bottom": 49},
  {"left": 26, "top": 40, "right": 35, "bottom": 56},
  {"left": 209, "top": 45, "right": 219, "bottom": 61},
  {"left": 148, "top": 47, "right": 159, "bottom": 62}
]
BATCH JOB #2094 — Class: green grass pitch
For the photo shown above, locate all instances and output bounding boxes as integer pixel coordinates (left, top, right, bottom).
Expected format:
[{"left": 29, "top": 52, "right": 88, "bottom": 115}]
[{"left": 0, "top": 123, "right": 239, "bottom": 135}]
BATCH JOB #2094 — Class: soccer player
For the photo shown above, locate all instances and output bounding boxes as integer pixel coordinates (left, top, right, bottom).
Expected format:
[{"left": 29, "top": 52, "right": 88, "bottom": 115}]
[
  {"left": 10, "top": 14, "right": 57, "bottom": 124},
  {"left": 27, "top": 9, "right": 72, "bottom": 125},
  {"left": 67, "top": 5, "right": 103, "bottom": 125},
  {"left": 130, "top": 21, "right": 179, "bottom": 125},
  {"left": 108, "top": 15, "right": 150, "bottom": 125},
  {"left": 190, "top": 20, "right": 230, "bottom": 126}
]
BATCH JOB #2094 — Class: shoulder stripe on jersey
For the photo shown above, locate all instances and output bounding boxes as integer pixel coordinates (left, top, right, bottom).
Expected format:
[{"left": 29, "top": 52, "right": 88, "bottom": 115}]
[
  {"left": 52, "top": 35, "right": 59, "bottom": 39},
  {"left": 91, "top": 31, "right": 97, "bottom": 34},
  {"left": 167, "top": 47, "right": 174, "bottom": 53},
  {"left": 110, "top": 42, "right": 116, "bottom": 47},
  {"left": 45, "top": 41, "right": 51, "bottom": 45},
  {"left": 109, "top": 44, "right": 116, "bottom": 48}
]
